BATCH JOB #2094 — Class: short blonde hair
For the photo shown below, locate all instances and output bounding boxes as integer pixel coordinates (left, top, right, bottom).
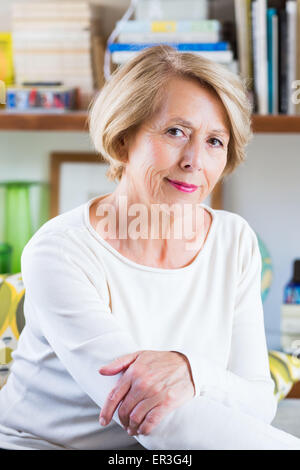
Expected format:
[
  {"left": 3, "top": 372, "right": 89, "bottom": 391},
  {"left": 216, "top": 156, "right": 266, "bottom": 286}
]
[{"left": 88, "top": 45, "right": 253, "bottom": 183}]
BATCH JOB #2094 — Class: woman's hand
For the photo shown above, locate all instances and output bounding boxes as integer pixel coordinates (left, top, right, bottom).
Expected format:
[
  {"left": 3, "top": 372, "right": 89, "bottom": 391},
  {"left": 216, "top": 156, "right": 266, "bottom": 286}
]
[{"left": 98, "top": 350, "right": 195, "bottom": 436}]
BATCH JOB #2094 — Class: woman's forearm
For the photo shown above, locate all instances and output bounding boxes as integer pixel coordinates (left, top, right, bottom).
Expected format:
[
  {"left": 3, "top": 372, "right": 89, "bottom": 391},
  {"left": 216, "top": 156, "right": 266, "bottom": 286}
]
[{"left": 133, "top": 393, "right": 300, "bottom": 450}]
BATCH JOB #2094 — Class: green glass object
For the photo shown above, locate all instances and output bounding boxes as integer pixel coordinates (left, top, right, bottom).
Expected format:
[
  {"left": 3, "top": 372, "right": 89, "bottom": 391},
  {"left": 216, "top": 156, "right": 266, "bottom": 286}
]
[
  {"left": 0, "top": 242, "right": 12, "bottom": 274},
  {"left": 0, "top": 181, "right": 49, "bottom": 274}
]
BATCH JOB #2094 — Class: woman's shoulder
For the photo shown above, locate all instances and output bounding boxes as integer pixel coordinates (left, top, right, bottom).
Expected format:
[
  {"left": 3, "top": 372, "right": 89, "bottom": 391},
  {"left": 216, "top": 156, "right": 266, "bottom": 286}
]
[
  {"left": 22, "top": 202, "right": 88, "bottom": 260},
  {"left": 212, "top": 207, "right": 255, "bottom": 238}
]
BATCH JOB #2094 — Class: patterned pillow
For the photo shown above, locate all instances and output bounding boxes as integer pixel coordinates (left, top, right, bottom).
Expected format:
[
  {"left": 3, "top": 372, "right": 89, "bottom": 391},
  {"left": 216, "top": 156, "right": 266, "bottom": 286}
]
[
  {"left": 269, "top": 350, "right": 300, "bottom": 402},
  {"left": 0, "top": 273, "right": 25, "bottom": 388}
]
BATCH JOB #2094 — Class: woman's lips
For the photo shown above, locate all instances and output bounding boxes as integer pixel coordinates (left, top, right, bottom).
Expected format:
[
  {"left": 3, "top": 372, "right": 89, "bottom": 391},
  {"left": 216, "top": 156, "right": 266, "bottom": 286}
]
[{"left": 165, "top": 178, "right": 199, "bottom": 193}]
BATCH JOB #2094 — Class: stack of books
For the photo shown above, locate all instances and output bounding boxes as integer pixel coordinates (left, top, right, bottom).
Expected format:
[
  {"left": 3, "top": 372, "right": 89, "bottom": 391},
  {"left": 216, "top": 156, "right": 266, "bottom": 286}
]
[
  {"left": 11, "top": 1, "right": 94, "bottom": 109},
  {"left": 235, "top": 0, "right": 300, "bottom": 115},
  {"left": 281, "top": 260, "right": 300, "bottom": 355},
  {"left": 109, "top": 19, "right": 237, "bottom": 74}
]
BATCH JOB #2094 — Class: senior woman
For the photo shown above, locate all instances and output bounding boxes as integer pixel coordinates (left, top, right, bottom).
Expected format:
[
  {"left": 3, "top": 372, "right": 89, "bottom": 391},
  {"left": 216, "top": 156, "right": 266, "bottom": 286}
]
[{"left": 0, "top": 46, "right": 300, "bottom": 451}]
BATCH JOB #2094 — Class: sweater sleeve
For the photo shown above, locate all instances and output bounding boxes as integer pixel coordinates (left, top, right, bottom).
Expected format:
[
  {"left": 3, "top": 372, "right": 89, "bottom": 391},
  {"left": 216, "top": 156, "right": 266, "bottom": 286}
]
[
  {"left": 178, "top": 223, "right": 278, "bottom": 424},
  {"left": 20, "top": 229, "right": 300, "bottom": 451}
]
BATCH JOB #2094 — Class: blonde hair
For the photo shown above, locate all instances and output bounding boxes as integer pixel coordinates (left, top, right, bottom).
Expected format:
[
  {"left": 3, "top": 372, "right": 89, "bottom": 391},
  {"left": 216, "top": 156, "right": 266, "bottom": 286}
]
[{"left": 88, "top": 45, "right": 253, "bottom": 183}]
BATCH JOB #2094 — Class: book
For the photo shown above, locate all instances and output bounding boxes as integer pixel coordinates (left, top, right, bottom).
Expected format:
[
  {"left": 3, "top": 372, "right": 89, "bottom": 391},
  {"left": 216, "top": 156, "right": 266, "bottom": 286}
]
[
  {"left": 252, "top": 0, "right": 268, "bottom": 115},
  {"left": 272, "top": 12, "right": 279, "bottom": 115},
  {"left": 296, "top": 0, "right": 300, "bottom": 114},
  {"left": 108, "top": 42, "right": 230, "bottom": 52},
  {"left": 234, "top": 0, "right": 253, "bottom": 81},
  {"left": 0, "top": 33, "right": 14, "bottom": 86},
  {"left": 11, "top": 1, "right": 94, "bottom": 109},
  {"left": 267, "top": 8, "right": 277, "bottom": 114},
  {"left": 0, "top": 80, "right": 5, "bottom": 105},
  {"left": 281, "top": 304, "right": 300, "bottom": 353},
  {"left": 279, "top": 8, "right": 288, "bottom": 114},
  {"left": 286, "top": 0, "right": 297, "bottom": 115},
  {"left": 115, "top": 20, "right": 221, "bottom": 34},
  {"left": 117, "top": 32, "right": 220, "bottom": 44},
  {"left": 111, "top": 50, "right": 234, "bottom": 66}
]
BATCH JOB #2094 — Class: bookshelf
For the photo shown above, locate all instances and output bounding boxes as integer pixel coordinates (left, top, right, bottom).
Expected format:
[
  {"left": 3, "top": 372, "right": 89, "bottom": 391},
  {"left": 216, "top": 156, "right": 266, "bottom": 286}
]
[{"left": 0, "top": 111, "right": 300, "bottom": 133}]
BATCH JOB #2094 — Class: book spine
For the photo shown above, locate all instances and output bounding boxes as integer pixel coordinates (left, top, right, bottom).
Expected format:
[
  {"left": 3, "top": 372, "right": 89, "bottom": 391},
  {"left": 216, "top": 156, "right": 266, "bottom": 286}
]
[
  {"left": 116, "top": 20, "right": 221, "bottom": 34},
  {"left": 272, "top": 14, "right": 279, "bottom": 114},
  {"left": 286, "top": 0, "right": 297, "bottom": 114},
  {"left": 111, "top": 50, "right": 233, "bottom": 65},
  {"left": 296, "top": 0, "right": 300, "bottom": 114},
  {"left": 109, "top": 42, "right": 229, "bottom": 53},
  {"left": 267, "top": 9, "right": 276, "bottom": 114},
  {"left": 246, "top": 0, "right": 254, "bottom": 83},
  {"left": 251, "top": 1, "right": 259, "bottom": 113},
  {"left": 256, "top": 0, "right": 268, "bottom": 115},
  {"left": 279, "top": 9, "right": 288, "bottom": 114},
  {"left": 234, "top": 0, "right": 248, "bottom": 78},
  {"left": 117, "top": 32, "right": 220, "bottom": 44}
]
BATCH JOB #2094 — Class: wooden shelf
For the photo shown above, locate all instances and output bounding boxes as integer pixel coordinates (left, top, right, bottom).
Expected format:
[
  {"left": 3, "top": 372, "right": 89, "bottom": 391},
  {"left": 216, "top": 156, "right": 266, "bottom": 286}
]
[
  {"left": 1, "top": 111, "right": 300, "bottom": 132},
  {"left": 0, "top": 110, "right": 89, "bottom": 131}
]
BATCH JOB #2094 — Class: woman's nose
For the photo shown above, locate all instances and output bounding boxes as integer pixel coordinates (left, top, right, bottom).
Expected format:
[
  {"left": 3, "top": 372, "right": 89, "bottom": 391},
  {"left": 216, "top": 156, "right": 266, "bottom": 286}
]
[{"left": 179, "top": 141, "right": 204, "bottom": 172}]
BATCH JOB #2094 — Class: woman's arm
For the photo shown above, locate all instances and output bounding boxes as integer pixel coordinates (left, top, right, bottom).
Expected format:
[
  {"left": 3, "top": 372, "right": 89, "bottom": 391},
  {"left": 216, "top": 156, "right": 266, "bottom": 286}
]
[
  {"left": 175, "top": 224, "right": 277, "bottom": 424},
  {"left": 20, "top": 230, "right": 299, "bottom": 450}
]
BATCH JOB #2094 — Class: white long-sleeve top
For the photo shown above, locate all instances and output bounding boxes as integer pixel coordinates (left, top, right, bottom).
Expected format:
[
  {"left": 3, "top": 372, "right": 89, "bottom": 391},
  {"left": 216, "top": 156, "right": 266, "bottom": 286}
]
[{"left": 0, "top": 194, "right": 296, "bottom": 450}]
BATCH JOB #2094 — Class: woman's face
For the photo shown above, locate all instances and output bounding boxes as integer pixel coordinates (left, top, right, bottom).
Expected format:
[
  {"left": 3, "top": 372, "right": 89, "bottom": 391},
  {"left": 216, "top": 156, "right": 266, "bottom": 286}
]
[{"left": 123, "top": 76, "right": 230, "bottom": 206}]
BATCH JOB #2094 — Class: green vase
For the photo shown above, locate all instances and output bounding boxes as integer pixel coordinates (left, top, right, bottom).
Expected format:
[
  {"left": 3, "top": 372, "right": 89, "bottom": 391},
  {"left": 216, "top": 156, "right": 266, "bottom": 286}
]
[{"left": 0, "top": 181, "right": 49, "bottom": 274}]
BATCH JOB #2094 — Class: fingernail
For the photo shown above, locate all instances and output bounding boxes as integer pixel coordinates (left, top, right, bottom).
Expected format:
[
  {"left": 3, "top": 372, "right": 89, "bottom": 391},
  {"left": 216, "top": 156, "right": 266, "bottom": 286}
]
[
  {"left": 137, "top": 429, "right": 141, "bottom": 434},
  {"left": 127, "top": 428, "right": 133, "bottom": 436},
  {"left": 99, "top": 417, "right": 106, "bottom": 426}
]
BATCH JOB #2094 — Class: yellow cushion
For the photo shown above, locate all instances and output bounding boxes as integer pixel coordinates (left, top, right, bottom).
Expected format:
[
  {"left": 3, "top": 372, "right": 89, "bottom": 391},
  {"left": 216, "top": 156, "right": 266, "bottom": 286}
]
[
  {"left": 269, "top": 350, "right": 300, "bottom": 402},
  {"left": 0, "top": 273, "right": 25, "bottom": 388}
]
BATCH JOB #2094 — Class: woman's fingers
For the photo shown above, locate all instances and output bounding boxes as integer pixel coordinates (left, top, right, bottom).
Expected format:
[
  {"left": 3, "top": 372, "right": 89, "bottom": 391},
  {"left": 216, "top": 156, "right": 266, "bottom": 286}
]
[
  {"left": 99, "top": 351, "right": 141, "bottom": 375},
  {"left": 127, "top": 396, "right": 161, "bottom": 435},
  {"left": 99, "top": 375, "right": 131, "bottom": 427},
  {"left": 117, "top": 381, "right": 151, "bottom": 429},
  {"left": 136, "top": 401, "right": 175, "bottom": 436}
]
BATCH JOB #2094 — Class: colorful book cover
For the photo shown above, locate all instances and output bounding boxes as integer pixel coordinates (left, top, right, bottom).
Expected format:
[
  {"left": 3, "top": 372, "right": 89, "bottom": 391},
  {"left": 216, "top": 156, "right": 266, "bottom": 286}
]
[
  {"left": 116, "top": 20, "right": 221, "bottom": 34},
  {"left": 0, "top": 33, "right": 14, "bottom": 86}
]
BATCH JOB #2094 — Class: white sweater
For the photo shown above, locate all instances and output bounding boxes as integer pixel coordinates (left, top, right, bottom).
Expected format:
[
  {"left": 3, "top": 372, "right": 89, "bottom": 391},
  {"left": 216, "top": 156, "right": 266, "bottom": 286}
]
[{"left": 0, "top": 194, "right": 292, "bottom": 450}]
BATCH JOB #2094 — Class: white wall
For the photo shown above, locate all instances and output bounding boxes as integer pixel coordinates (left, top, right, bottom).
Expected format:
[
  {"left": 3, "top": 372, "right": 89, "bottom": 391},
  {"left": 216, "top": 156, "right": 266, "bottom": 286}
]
[
  {"left": 1, "top": 130, "right": 299, "bottom": 350},
  {"left": 223, "top": 134, "right": 300, "bottom": 350}
]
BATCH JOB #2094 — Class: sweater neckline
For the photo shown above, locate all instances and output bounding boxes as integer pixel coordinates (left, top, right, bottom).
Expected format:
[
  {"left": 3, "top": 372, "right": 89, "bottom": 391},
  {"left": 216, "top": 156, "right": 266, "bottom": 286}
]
[{"left": 83, "top": 193, "right": 218, "bottom": 274}]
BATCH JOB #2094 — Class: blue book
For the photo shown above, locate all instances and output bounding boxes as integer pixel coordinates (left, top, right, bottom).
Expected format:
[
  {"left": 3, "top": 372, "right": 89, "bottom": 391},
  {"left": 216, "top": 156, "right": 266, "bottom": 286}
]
[
  {"left": 108, "top": 42, "right": 229, "bottom": 53},
  {"left": 267, "top": 8, "right": 276, "bottom": 114}
]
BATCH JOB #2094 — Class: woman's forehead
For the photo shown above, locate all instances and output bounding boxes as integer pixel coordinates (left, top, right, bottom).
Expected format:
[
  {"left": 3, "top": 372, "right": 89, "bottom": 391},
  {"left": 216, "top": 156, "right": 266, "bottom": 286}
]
[{"left": 153, "top": 81, "right": 230, "bottom": 130}]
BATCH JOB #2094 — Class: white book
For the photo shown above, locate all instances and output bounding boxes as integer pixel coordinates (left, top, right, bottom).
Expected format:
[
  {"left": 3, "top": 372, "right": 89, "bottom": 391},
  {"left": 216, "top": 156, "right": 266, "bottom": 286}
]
[
  {"left": 286, "top": 0, "right": 297, "bottom": 114},
  {"left": 255, "top": 0, "right": 268, "bottom": 114},
  {"left": 12, "top": 32, "right": 91, "bottom": 40},
  {"left": 111, "top": 50, "right": 234, "bottom": 65},
  {"left": 12, "top": 20, "right": 90, "bottom": 32},
  {"left": 117, "top": 32, "right": 220, "bottom": 44},
  {"left": 12, "top": 3, "right": 91, "bottom": 17},
  {"left": 234, "top": 0, "right": 251, "bottom": 79}
]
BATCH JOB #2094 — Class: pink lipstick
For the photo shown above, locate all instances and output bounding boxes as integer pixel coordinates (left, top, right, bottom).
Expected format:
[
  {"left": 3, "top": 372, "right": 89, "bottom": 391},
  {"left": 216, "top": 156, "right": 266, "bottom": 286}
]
[{"left": 165, "top": 178, "right": 199, "bottom": 193}]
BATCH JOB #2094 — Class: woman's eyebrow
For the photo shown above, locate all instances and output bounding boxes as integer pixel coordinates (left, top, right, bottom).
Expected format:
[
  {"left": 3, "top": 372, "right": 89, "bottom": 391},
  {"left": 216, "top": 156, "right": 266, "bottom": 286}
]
[{"left": 167, "top": 117, "right": 229, "bottom": 136}]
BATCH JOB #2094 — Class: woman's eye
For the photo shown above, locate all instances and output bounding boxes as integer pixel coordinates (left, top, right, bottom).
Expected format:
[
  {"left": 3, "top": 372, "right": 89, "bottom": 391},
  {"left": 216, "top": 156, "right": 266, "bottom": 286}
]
[
  {"left": 167, "top": 127, "right": 185, "bottom": 137},
  {"left": 209, "top": 137, "right": 223, "bottom": 147}
]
